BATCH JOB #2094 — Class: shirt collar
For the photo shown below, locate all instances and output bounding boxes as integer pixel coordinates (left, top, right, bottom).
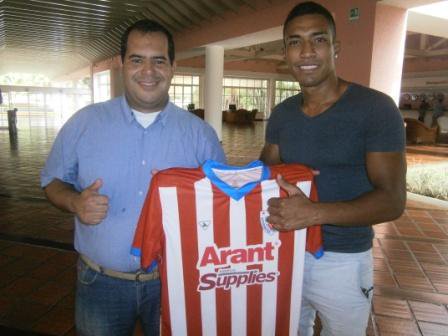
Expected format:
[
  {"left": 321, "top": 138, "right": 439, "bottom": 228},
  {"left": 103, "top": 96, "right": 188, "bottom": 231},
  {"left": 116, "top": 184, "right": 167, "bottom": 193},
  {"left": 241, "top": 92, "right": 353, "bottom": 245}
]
[{"left": 120, "top": 95, "right": 173, "bottom": 127}]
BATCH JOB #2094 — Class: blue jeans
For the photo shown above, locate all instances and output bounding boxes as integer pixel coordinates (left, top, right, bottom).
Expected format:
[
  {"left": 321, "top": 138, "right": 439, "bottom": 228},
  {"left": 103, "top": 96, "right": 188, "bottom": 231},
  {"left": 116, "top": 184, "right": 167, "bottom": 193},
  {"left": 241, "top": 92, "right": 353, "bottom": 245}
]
[
  {"left": 76, "top": 258, "right": 160, "bottom": 336},
  {"left": 299, "top": 250, "right": 373, "bottom": 336}
]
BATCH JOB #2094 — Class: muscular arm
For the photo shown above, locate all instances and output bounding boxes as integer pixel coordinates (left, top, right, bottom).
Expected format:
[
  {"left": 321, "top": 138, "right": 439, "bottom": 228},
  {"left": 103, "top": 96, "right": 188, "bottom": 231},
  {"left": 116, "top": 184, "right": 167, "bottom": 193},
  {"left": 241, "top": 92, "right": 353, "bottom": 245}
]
[
  {"left": 44, "top": 178, "right": 109, "bottom": 225},
  {"left": 267, "top": 151, "right": 407, "bottom": 230},
  {"left": 259, "top": 143, "right": 282, "bottom": 165}
]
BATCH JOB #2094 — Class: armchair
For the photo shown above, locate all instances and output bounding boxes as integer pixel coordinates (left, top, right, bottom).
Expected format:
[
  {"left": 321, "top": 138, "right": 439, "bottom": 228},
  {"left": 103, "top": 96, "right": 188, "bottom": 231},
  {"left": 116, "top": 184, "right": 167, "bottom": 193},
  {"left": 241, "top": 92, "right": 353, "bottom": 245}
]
[{"left": 404, "top": 117, "right": 438, "bottom": 144}]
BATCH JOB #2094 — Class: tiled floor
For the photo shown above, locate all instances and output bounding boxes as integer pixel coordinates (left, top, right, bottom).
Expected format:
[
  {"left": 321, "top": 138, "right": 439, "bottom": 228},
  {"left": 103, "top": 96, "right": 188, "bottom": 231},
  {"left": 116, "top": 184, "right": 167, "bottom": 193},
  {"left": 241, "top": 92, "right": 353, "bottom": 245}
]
[{"left": 1, "top": 122, "right": 448, "bottom": 336}]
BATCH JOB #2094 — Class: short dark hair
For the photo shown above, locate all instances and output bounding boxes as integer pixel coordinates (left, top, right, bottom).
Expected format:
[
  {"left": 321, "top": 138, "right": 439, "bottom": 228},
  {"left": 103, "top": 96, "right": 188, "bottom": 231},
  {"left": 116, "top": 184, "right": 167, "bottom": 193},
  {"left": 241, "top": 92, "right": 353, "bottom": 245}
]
[
  {"left": 120, "top": 19, "right": 175, "bottom": 64},
  {"left": 283, "top": 1, "right": 336, "bottom": 40}
]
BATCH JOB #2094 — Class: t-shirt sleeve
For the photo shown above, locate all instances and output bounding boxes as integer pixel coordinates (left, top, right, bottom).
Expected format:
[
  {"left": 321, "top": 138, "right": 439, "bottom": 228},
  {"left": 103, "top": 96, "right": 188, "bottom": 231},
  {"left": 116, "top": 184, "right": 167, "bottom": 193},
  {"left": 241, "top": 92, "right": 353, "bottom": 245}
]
[
  {"left": 131, "top": 173, "right": 164, "bottom": 270},
  {"left": 365, "top": 94, "right": 405, "bottom": 152},
  {"left": 306, "top": 179, "right": 323, "bottom": 258}
]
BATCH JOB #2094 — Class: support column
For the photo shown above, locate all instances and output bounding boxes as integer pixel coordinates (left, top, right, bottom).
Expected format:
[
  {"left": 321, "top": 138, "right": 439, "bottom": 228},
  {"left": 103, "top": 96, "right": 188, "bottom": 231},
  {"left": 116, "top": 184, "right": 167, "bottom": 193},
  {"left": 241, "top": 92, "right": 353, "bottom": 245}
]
[
  {"left": 369, "top": 3, "right": 407, "bottom": 104},
  {"left": 267, "top": 78, "right": 276, "bottom": 119},
  {"left": 204, "top": 45, "right": 224, "bottom": 140},
  {"left": 90, "top": 64, "right": 94, "bottom": 104}
]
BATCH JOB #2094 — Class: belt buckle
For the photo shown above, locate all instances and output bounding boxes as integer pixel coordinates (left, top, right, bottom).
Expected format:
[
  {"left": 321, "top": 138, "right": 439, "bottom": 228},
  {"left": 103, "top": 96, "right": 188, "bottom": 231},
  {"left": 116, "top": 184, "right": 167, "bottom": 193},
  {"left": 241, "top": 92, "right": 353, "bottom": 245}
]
[{"left": 135, "top": 269, "right": 147, "bottom": 282}]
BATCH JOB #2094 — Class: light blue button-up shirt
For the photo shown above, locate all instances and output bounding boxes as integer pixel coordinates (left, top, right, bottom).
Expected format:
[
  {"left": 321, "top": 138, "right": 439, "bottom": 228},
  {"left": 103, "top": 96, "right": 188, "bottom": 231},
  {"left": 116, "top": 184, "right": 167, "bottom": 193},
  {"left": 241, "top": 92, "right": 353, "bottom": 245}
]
[{"left": 41, "top": 96, "right": 226, "bottom": 272}]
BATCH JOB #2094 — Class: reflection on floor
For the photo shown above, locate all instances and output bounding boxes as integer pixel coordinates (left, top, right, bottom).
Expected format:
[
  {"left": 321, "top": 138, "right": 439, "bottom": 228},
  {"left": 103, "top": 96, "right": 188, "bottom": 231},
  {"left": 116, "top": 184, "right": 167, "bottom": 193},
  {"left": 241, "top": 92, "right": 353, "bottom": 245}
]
[{"left": 1, "top": 123, "right": 448, "bottom": 336}]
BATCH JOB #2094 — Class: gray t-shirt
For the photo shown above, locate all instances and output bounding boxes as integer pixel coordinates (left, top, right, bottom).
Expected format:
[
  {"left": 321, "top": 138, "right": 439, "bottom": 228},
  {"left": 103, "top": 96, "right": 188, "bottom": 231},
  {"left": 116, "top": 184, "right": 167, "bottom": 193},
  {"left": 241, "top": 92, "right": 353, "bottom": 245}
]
[{"left": 266, "top": 83, "right": 405, "bottom": 253}]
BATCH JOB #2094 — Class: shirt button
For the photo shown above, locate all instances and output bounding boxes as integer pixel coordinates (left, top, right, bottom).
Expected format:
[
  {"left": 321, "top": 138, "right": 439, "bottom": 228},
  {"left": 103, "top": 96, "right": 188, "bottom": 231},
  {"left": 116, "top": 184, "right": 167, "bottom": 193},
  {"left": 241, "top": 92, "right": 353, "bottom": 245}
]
[
  {"left": 139, "top": 191, "right": 143, "bottom": 196},
  {"left": 142, "top": 160, "right": 146, "bottom": 165}
]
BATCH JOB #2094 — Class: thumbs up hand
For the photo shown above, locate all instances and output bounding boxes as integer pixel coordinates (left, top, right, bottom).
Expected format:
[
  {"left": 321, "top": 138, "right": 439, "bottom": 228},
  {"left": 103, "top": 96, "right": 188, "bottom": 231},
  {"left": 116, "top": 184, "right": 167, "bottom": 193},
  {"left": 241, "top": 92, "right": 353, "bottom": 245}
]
[
  {"left": 267, "top": 175, "right": 318, "bottom": 231},
  {"left": 73, "top": 179, "right": 109, "bottom": 225},
  {"left": 276, "top": 174, "right": 302, "bottom": 197}
]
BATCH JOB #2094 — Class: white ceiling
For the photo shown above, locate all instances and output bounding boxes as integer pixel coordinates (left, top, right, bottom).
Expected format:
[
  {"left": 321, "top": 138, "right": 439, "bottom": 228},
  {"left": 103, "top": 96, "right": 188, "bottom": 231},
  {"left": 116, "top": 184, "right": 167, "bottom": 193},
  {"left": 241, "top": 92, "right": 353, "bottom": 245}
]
[
  {"left": 380, "top": 0, "right": 442, "bottom": 9},
  {"left": 407, "top": 12, "right": 448, "bottom": 38},
  {"left": 0, "top": 0, "right": 257, "bottom": 78},
  {"left": 0, "top": 0, "right": 446, "bottom": 79}
]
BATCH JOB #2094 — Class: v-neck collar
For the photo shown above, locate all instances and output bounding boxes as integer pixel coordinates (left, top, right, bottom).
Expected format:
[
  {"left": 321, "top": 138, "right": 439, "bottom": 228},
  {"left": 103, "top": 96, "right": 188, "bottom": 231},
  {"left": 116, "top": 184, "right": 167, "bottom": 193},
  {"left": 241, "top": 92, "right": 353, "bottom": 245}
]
[{"left": 202, "top": 160, "right": 270, "bottom": 201}]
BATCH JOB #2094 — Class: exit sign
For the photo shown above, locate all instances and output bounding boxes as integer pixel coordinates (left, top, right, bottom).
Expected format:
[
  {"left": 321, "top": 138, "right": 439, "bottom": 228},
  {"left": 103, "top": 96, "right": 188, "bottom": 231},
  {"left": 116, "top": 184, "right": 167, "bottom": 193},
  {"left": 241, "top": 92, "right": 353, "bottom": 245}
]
[{"left": 349, "top": 7, "right": 360, "bottom": 21}]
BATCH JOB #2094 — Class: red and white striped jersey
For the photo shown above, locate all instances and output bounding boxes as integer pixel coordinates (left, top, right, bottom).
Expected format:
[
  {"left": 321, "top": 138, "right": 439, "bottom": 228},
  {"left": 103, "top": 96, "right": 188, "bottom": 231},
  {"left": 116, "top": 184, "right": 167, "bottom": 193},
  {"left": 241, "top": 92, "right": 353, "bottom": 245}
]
[{"left": 132, "top": 160, "right": 322, "bottom": 336}]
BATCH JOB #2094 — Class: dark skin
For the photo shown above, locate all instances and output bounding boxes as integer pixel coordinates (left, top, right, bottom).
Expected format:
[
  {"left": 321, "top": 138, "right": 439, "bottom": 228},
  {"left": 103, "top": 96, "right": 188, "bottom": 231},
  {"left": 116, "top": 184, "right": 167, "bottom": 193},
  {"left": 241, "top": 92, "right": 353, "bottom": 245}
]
[{"left": 260, "top": 14, "right": 407, "bottom": 231}]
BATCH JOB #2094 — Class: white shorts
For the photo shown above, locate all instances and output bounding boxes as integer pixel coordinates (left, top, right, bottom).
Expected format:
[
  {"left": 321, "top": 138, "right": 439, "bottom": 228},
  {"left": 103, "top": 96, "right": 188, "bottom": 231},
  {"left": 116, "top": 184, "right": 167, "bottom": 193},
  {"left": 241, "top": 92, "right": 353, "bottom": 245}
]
[{"left": 299, "top": 249, "right": 373, "bottom": 336}]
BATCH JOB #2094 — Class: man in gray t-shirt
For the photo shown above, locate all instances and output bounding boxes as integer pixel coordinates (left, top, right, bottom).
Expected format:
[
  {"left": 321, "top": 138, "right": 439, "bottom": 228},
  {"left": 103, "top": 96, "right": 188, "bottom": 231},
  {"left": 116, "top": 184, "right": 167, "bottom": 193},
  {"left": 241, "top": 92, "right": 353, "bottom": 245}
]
[{"left": 260, "top": 2, "right": 406, "bottom": 336}]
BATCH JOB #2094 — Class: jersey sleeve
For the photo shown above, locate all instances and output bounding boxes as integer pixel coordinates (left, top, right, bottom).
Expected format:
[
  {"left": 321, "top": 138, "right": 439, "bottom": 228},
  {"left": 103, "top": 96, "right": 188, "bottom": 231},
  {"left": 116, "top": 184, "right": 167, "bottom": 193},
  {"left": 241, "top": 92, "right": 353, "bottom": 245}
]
[
  {"left": 131, "top": 173, "right": 164, "bottom": 270},
  {"left": 364, "top": 94, "right": 405, "bottom": 152},
  {"left": 306, "top": 181, "right": 323, "bottom": 258}
]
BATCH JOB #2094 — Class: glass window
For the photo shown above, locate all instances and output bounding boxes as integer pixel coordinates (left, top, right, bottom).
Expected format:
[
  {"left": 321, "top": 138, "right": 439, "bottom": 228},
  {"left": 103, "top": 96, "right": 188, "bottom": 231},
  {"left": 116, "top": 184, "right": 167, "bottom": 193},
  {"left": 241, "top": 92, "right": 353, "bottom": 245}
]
[
  {"left": 169, "top": 74, "right": 200, "bottom": 110},
  {"left": 222, "top": 77, "right": 268, "bottom": 112},
  {"left": 93, "top": 70, "right": 110, "bottom": 103},
  {"left": 274, "top": 80, "right": 300, "bottom": 105}
]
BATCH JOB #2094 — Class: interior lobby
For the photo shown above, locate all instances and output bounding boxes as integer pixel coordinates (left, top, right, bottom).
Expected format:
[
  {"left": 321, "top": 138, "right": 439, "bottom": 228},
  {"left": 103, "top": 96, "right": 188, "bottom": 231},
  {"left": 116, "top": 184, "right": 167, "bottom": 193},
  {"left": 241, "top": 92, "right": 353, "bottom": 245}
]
[{"left": 0, "top": 0, "right": 448, "bottom": 335}]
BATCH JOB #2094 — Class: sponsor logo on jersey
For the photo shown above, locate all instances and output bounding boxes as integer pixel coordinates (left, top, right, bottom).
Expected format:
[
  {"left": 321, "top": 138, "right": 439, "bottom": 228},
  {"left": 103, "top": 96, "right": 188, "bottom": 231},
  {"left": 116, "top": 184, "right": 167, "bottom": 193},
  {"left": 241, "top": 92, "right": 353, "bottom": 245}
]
[
  {"left": 197, "top": 241, "right": 281, "bottom": 291},
  {"left": 198, "top": 269, "right": 279, "bottom": 290}
]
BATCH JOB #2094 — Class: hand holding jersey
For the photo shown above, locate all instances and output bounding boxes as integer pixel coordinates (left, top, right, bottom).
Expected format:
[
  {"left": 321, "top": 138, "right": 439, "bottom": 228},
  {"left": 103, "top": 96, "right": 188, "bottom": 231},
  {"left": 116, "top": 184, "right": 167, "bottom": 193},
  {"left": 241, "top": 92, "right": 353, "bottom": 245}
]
[
  {"left": 73, "top": 178, "right": 109, "bottom": 225},
  {"left": 268, "top": 175, "right": 318, "bottom": 231}
]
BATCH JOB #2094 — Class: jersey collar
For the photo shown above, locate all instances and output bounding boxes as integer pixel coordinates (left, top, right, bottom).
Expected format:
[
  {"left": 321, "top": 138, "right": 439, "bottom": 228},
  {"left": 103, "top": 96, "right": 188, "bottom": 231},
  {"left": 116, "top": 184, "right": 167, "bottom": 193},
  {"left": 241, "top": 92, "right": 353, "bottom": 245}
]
[{"left": 202, "top": 160, "right": 270, "bottom": 201}]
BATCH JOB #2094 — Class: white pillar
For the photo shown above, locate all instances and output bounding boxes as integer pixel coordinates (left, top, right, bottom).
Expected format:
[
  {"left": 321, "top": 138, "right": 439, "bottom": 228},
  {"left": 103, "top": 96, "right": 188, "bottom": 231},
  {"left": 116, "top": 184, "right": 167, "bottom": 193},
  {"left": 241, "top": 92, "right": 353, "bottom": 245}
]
[
  {"left": 90, "top": 64, "right": 95, "bottom": 104},
  {"left": 369, "top": 3, "right": 407, "bottom": 104},
  {"left": 204, "top": 45, "right": 224, "bottom": 140},
  {"left": 267, "top": 78, "right": 276, "bottom": 119}
]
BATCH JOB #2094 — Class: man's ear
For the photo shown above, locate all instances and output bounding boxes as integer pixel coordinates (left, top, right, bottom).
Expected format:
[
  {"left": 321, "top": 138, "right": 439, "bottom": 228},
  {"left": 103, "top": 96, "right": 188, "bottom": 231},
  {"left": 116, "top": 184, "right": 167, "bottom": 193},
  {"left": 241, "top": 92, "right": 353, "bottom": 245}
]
[
  {"left": 172, "top": 60, "right": 177, "bottom": 72},
  {"left": 334, "top": 40, "right": 341, "bottom": 58}
]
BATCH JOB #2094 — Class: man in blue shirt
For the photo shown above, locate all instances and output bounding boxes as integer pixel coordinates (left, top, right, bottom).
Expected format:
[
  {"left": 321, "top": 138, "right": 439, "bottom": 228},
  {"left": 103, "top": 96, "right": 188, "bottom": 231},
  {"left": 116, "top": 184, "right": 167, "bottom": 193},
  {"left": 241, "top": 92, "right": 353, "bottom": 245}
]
[
  {"left": 260, "top": 2, "right": 406, "bottom": 335},
  {"left": 41, "top": 19, "right": 225, "bottom": 336}
]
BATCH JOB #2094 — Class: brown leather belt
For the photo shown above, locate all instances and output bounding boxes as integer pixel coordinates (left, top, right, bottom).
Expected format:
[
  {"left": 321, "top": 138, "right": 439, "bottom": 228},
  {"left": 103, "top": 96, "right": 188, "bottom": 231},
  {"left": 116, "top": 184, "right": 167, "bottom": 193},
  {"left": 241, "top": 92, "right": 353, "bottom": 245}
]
[{"left": 80, "top": 254, "right": 159, "bottom": 282}]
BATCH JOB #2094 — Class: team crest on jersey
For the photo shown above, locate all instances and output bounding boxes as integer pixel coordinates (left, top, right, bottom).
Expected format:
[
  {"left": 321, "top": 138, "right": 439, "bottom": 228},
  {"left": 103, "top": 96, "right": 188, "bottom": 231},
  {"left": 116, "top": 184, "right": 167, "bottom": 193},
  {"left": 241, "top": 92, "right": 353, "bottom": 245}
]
[
  {"left": 198, "top": 220, "right": 212, "bottom": 230},
  {"left": 260, "top": 210, "right": 276, "bottom": 235}
]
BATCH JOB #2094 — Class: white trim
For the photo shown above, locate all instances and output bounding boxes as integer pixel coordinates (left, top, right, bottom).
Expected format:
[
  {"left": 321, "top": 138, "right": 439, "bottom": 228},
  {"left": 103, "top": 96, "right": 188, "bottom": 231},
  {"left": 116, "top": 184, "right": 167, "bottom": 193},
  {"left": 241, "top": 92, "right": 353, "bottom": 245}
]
[
  {"left": 288, "top": 181, "right": 311, "bottom": 336},
  {"left": 407, "top": 191, "right": 448, "bottom": 210},
  {"left": 195, "top": 178, "right": 218, "bottom": 336},
  {"left": 160, "top": 187, "right": 188, "bottom": 336},
  {"left": 229, "top": 197, "right": 247, "bottom": 335},
  {"left": 261, "top": 180, "right": 280, "bottom": 336}
]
